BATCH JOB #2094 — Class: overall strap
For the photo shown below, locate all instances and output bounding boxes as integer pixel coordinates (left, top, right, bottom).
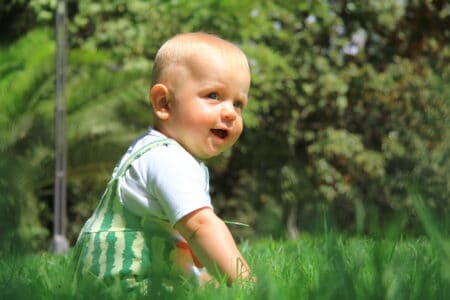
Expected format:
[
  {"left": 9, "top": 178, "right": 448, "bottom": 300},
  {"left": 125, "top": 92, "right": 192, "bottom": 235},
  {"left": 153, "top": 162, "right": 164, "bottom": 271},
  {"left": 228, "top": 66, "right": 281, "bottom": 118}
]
[
  {"left": 81, "top": 137, "right": 175, "bottom": 233},
  {"left": 114, "top": 138, "right": 175, "bottom": 179}
]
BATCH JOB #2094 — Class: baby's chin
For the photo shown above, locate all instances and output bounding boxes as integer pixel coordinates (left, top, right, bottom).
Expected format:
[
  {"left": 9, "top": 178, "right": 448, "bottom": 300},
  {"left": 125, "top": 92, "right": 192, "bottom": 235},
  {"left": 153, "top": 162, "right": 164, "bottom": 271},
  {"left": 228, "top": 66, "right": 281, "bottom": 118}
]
[
  {"left": 192, "top": 146, "right": 229, "bottom": 161},
  {"left": 195, "top": 151, "right": 222, "bottom": 161}
]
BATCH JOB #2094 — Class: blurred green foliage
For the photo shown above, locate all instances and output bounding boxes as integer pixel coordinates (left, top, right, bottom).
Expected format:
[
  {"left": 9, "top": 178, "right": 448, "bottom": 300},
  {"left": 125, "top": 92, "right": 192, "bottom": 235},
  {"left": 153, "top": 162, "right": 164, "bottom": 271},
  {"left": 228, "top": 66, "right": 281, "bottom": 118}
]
[{"left": 0, "top": 0, "right": 449, "bottom": 252}]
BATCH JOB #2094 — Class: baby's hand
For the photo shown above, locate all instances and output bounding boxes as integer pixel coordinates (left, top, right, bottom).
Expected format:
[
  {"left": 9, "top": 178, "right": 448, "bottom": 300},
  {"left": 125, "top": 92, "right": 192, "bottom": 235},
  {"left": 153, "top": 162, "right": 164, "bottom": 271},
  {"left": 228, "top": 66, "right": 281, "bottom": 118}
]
[
  {"left": 174, "top": 240, "right": 203, "bottom": 267},
  {"left": 170, "top": 241, "right": 198, "bottom": 274},
  {"left": 197, "top": 269, "right": 218, "bottom": 286},
  {"left": 170, "top": 239, "right": 216, "bottom": 285},
  {"left": 174, "top": 207, "right": 251, "bottom": 284}
]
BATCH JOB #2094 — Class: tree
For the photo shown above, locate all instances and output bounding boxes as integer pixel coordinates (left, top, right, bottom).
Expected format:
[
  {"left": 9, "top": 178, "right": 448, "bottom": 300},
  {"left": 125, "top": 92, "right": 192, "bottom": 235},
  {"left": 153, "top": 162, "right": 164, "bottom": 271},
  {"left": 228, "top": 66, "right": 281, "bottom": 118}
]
[
  {"left": 0, "top": 27, "right": 151, "bottom": 251},
  {"left": 0, "top": 29, "right": 55, "bottom": 251},
  {"left": 1, "top": 0, "right": 449, "bottom": 250}
]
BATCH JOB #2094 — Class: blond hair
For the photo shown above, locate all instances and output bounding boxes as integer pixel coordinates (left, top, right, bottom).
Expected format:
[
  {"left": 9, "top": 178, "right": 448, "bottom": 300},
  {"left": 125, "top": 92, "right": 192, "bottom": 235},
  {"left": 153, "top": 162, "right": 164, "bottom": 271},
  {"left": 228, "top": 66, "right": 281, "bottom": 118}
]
[{"left": 151, "top": 32, "right": 248, "bottom": 86}]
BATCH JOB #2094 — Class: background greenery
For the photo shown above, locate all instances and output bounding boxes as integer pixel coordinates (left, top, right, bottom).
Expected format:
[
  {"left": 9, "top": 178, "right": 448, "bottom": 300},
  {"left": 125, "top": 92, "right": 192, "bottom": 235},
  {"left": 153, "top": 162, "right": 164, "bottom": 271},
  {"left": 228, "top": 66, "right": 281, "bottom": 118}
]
[{"left": 0, "top": 0, "right": 449, "bottom": 253}]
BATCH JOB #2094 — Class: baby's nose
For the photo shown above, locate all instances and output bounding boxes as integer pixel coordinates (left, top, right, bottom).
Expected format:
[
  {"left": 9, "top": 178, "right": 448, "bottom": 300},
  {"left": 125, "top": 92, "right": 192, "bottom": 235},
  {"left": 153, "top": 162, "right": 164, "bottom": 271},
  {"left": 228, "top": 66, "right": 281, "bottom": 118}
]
[{"left": 221, "top": 102, "right": 237, "bottom": 121}]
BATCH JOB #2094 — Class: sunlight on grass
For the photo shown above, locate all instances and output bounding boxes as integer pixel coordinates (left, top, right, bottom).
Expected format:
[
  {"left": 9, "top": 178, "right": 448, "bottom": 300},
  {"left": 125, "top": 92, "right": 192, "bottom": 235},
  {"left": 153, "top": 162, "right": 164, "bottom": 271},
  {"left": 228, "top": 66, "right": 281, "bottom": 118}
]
[{"left": 1, "top": 233, "right": 448, "bottom": 300}]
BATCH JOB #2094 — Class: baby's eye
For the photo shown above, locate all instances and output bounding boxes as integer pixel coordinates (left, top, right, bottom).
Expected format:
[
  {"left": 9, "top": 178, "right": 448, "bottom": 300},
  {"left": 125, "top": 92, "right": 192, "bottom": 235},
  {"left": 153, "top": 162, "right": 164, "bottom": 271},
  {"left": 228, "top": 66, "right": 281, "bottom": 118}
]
[
  {"left": 234, "top": 100, "right": 244, "bottom": 109},
  {"left": 207, "top": 92, "right": 219, "bottom": 100}
]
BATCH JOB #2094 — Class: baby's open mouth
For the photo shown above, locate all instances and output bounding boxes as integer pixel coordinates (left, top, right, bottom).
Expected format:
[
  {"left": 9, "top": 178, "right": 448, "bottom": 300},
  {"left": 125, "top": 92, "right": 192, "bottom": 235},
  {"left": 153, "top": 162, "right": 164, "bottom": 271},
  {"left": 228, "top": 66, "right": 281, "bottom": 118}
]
[{"left": 211, "top": 129, "right": 228, "bottom": 139}]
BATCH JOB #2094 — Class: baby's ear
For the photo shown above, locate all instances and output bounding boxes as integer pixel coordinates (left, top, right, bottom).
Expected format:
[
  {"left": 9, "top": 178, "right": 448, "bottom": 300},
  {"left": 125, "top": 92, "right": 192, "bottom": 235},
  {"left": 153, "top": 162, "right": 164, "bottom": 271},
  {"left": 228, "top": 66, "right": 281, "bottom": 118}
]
[{"left": 150, "top": 84, "right": 171, "bottom": 120}]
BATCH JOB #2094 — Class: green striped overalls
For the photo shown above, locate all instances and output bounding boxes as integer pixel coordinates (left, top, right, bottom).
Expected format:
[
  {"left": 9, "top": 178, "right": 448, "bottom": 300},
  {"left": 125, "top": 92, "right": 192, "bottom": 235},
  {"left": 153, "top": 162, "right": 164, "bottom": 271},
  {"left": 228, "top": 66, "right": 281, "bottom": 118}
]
[{"left": 74, "top": 138, "right": 182, "bottom": 292}]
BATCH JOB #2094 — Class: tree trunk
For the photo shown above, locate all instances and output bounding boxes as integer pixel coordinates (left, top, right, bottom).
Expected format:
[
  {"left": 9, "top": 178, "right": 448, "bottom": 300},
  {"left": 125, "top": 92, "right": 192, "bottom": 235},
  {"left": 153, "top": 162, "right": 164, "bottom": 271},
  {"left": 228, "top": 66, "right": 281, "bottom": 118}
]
[{"left": 285, "top": 203, "right": 299, "bottom": 239}]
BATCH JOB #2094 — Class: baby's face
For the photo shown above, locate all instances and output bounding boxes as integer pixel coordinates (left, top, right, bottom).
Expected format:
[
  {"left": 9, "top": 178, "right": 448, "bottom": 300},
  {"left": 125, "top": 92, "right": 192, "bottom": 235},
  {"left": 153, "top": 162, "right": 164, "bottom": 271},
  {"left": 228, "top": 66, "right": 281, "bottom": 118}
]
[{"left": 163, "top": 49, "right": 250, "bottom": 160}]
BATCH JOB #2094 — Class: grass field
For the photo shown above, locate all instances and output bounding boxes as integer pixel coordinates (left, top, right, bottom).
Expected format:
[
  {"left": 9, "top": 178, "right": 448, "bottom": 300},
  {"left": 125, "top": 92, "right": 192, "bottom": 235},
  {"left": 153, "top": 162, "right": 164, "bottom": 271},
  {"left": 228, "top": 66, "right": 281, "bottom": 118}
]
[{"left": 1, "top": 233, "right": 448, "bottom": 300}]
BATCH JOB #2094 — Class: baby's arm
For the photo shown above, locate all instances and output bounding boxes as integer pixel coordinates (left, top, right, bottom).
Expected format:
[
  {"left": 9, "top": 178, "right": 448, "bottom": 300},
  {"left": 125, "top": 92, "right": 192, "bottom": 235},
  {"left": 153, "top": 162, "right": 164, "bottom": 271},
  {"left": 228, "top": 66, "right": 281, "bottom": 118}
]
[{"left": 174, "top": 207, "right": 250, "bottom": 285}]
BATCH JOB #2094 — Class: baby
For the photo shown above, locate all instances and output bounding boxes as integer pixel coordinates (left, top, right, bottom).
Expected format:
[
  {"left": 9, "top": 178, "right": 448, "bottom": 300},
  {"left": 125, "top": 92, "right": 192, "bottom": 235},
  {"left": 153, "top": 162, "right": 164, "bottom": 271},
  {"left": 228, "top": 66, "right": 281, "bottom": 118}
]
[{"left": 74, "top": 32, "right": 251, "bottom": 292}]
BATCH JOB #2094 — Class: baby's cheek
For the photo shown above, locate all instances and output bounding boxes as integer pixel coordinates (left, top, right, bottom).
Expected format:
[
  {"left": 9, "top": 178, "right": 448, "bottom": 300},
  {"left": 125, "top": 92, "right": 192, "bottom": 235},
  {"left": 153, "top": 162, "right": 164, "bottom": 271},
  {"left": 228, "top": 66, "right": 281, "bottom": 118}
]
[{"left": 234, "top": 123, "right": 244, "bottom": 139}]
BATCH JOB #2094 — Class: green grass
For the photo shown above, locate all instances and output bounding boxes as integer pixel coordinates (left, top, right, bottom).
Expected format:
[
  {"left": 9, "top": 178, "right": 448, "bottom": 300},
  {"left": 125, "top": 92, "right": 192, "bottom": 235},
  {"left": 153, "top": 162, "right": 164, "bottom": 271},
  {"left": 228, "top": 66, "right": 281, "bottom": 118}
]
[{"left": 1, "top": 234, "right": 448, "bottom": 300}]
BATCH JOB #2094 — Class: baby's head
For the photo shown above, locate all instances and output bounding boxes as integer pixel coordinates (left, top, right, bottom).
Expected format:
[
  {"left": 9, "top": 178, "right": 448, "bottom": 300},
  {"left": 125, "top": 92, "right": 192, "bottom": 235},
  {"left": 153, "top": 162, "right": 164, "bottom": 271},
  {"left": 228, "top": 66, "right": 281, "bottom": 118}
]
[{"left": 149, "top": 32, "right": 251, "bottom": 160}]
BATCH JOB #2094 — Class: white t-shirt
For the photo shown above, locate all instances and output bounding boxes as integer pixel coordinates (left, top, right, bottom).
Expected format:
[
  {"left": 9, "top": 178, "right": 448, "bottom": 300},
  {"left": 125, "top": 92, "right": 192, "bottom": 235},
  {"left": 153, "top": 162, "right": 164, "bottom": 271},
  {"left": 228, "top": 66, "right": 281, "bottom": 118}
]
[{"left": 116, "top": 129, "right": 212, "bottom": 225}]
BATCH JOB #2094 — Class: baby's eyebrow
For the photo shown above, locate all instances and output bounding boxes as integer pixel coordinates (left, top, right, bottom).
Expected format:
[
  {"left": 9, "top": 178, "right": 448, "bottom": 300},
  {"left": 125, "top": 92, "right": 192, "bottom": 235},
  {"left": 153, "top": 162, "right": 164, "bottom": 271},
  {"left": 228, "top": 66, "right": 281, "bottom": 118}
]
[
  {"left": 203, "top": 81, "right": 226, "bottom": 89},
  {"left": 200, "top": 84, "right": 228, "bottom": 96}
]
